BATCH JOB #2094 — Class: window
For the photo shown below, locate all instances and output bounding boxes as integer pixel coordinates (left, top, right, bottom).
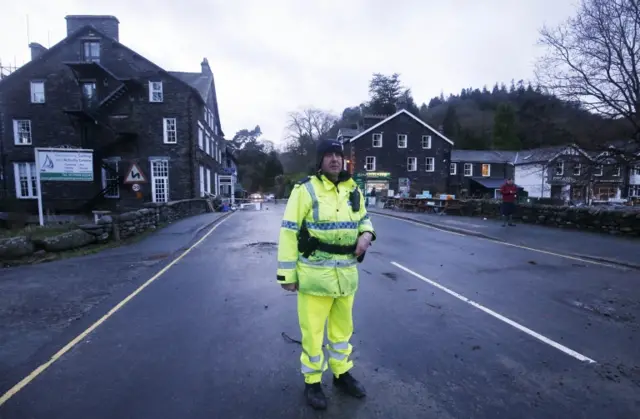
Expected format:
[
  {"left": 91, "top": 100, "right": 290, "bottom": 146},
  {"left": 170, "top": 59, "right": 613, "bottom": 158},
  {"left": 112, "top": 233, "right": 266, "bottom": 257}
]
[
  {"left": 421, "top": 135, "right": 431, "bottom": 149},
  {"left": 629, "top": 185, "right": 640, "bottom": 197},
  {"left": 372, "top": 133, "right": 382, "bottom": 147},
  {"left": 101, "top": 159, "right": 119, "bottom": 198},
  {"left": 205, "top": 134, "right": 210, "bottom": 155},
  {"left": 13, "top": 162, "right": 37, "bottom": 199},
  {"left": 13, "top": 120, "right": 32, "bottom": 145},
  {"left": 407, "top": 157, "right": 417, "bottom": 171},
  {"left": 481, "top": 164, "right": 491, "bottom": 177},
  {"left": 151, "top": 159, "right": 169, "bottom": 203},
  {"left": 614, "top": 165, "right": 621, "bottom": 176},
  {"left": 149, "top": 81, "right": 163, "bottom": 102},
  {"left": 450, "top": 163, "right": 457, "bottom": 175},
  {"left": 81, "top": 82, "right": 97, "bottom": 107},
  {"left": 633, "top": 165, "right": 640, "bottom": 176},
  {"left": 206, "top": 168, "right": 211, "bottom": 193},
  {"left": 573, "top": 163, "right": 581, "bottom": 176},
  {"left": 198, "top": 127, "right": 204, "bottom": 149},
  {"left": 163, "top": 118, "right": 177, "bottom": 144},
  {"left": 464, "top": 163, "right": 473, "bottom": 176},
  {"left": 199, "top": 165, "right": 206, "bottom": 196},
  {"left": 594, "top": 165, "right": 603, "bottom": 176},
  {"left": 83, "top": 41, "right": 100, "bottom": 63},
  {"left": 425, "top": 157, "right": 435, "bottom": 172},
  {"left": 555, "top": 161, "right": 564, "bottom": 175},
  {"left": 365, "top": 156, "right": 376, "bottom": 171},
  {"left": 397, "top": 134, "right": 407, "bottom": 148},
  {"left": 204, "top": 109, "right": 208, "bottom": 124},
  {"left": 30, "top": 81, "right": 45, "bottom": 103},
  {"left": 210, "top": 138, "right": 215, "bottom": 157}
]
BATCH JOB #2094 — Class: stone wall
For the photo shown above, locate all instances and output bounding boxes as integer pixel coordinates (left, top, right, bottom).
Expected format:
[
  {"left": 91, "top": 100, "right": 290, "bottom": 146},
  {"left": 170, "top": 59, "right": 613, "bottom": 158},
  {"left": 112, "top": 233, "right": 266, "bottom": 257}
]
[
  {"left": 0, "top": 198, "right": 214, "bottom": 262},
  {"left": 456, "top": 199, "right": 640, "bottom": 236}
]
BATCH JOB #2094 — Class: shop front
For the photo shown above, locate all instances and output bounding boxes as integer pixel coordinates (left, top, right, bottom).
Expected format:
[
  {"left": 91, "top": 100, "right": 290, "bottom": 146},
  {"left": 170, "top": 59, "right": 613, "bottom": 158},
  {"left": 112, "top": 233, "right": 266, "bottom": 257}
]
[{"left": 353, "top": 172, "right": 392, "bottom": 206}]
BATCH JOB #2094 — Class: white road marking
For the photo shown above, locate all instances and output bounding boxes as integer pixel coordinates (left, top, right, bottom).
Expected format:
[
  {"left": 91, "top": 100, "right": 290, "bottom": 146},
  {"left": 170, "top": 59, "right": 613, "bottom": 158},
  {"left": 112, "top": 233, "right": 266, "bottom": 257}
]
[
  {"left": 391, "top": 261, "right": 597, "bottom": 364},
  {"left": 371, "top": 213, "right": 626, "bottom": 270},
  {"left": 0, "top": 212, "right": 235, "bottom": 407}
]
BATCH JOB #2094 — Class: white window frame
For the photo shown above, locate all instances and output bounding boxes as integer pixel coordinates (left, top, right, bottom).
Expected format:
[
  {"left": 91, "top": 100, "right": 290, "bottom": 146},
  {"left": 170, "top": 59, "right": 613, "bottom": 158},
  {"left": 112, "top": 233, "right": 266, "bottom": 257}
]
[
  {"left": 372, "top": 133, "right": 382, "bottom": 148},
  {"left": 163, "top": 118, "right": 177, "bottom": 144},
  {"left": 149, "top": 81, "right": 163, "bottom": 102},
  {"left": 13, "top": 162, "right": 37, "bottom": 199},
  {"left": 421, "top": 135, "right": 431, "bottom": 149},
  {"left": 101, "top": 159, "right": 120, "bottom": 198},
  {"left": 629, "top": 185, "right": 640, "bottom": 197},
  {"left": 13, "top": 120, "right": 32, "bottom": 145},
  {"left": 481, "top": 163, "right": 491, "bottom": 177},
  {"left": 450, "top": 163, "right": 457, "bottom": 175},
  {"left": 397, "top": 134, "right": 407, "bottom": 148},
  {"left": 205, "top": 134, "right": 211, "bottom": 155},
  {"left": 555, "top": 161, "right": 564, "bottom": 175},
  {"left": 425, "top": 157, "right": 435, "bottom": 172},
  {"left": 30, "top": 81, "right": 45, "bottom": 103},
  {"left": 614, "top": 165, "right": 621, "bottom": 177},
  {"left": 150, "top": 159, "right": 170, "bottom": 203},
  {"left": 573, "top": 163, "right": 581, "bottom": 176},
  {"left": 365, "top": 156, "right": 376, "bottom": 171},
  {"left": 632, "top": 165, "right": 640, "bottom": 176},
  {"left": 407, "top": 157, "right": 417, "bottom": 171},
  {"left": 199, "top": 165, "right": 206, "bottom": 197},
  {"left": 594, "top": 165, "right": 603, "bottom": 176},
  {"left": 198, "top": 127, "right": 204, "bottom": 149},
  {"left": 464, "top": 163, "right": 473, "bottom": 176},
  {"left": 206, "top": 168, "right": 211, "bottom": 193}
]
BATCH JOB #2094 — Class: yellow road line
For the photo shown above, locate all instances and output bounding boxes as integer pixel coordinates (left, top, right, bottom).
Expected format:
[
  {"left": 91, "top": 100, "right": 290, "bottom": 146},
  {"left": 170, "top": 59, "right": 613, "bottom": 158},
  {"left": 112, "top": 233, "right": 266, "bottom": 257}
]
[
  {"left": 371, "top": 212, "right": 625, "bottom": 270},
  {"left": 0, "top": 212, "right": 235, "bottom": 407}
]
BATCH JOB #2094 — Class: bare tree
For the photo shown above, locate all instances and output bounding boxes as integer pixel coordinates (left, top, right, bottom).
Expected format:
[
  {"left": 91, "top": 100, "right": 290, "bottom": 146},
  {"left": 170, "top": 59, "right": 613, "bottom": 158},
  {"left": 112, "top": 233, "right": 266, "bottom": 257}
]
[
  {"left": 535, "top": 0, "right": 640, "bottom": 158},
  {"left": 286, "top": 108, "right": 338, "bottom": 142}
]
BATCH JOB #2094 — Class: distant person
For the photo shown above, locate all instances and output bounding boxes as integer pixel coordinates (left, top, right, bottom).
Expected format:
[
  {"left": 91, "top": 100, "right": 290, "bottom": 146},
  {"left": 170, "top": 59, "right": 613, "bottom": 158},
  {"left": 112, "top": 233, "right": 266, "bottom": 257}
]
[
  {"left": 500, "top": 178, "right": 517, "bottom": 226},
  {"left": 369, "top": 187, "right": 377, "bottom": 207}
]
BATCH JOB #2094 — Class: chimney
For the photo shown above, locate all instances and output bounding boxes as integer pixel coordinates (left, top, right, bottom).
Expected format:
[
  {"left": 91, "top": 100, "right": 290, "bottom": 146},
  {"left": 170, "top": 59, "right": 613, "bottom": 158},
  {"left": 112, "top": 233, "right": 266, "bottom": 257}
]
[
  {"left": 201, "top": 58, "right": 211, "bottom": 74},
  {"left": 65, "top": 15, "right": 120, "bottom": 41},
  {"left": 29, "top": 42, "right": 48, "bottom": 61}
]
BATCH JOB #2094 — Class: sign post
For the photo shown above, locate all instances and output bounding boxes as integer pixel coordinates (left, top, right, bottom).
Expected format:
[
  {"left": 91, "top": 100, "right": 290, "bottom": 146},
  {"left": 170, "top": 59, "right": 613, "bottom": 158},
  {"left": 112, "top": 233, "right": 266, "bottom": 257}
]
[{"left": 34, "top": 147, "right": 94, "bottom": 226}]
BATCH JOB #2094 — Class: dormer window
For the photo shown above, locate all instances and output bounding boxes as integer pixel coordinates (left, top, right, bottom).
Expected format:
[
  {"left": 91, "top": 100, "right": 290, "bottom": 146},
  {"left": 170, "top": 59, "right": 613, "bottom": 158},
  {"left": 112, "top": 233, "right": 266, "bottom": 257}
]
[{"left": 83, "top": 41, "right": 100, "bottom": 63}]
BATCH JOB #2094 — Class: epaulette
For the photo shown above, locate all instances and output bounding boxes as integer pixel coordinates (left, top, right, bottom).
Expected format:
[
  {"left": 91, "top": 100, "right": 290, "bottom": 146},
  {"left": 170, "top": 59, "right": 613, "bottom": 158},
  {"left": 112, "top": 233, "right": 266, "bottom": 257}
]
[{"left": 296, "top": 176, "right": 311, "bottom": 185}]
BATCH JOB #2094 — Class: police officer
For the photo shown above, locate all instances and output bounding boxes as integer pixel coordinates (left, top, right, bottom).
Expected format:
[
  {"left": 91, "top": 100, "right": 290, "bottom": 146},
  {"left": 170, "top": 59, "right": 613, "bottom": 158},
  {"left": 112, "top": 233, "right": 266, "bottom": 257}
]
[{"left": 276, "top": 139, "right": 376, "bottom": 410}]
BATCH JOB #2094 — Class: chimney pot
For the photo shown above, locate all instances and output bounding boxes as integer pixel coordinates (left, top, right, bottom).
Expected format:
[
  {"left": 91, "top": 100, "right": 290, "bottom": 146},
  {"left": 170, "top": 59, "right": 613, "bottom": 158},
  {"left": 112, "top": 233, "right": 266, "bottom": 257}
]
[{"left": 29, "top": 42, "right": 48, "bottom": 61}]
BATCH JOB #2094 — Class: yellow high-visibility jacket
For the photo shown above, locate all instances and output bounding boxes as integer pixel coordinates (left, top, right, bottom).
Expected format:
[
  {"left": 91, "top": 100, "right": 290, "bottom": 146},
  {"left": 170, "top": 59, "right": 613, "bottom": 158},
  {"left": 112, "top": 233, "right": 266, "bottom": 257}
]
[{"left": 277, "top": 174, "right": 376, "bottom": 297}]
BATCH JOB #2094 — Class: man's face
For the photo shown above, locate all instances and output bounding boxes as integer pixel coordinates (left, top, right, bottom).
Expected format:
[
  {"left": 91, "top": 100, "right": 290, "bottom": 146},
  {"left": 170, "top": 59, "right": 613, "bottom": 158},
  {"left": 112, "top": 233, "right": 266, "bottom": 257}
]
[
  {"left": 507, "top": 179, "right": 513, "bottom": 185},
  {"left": 321, "top": 152, "right": 343, "bottom": 177}
]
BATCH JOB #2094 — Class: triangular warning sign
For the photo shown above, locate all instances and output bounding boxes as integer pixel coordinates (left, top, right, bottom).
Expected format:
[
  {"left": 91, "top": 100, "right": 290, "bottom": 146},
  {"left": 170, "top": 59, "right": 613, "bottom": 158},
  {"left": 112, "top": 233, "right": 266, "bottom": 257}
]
[{"left": 124, "top": 163, "right": 148, "bottom": 184}]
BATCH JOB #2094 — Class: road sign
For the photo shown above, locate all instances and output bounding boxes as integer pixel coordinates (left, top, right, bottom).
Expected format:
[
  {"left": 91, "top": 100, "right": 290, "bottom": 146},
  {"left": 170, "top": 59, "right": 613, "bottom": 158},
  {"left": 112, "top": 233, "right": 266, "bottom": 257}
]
[
  {"left": 36, "top": 149, "right": 93, "bottom": 181},
  {"left": 124, "top": 163, "right": 147, "bottom": 184},
  {"left": 132, "top": 183, "right": 141, "bottom": 192}
]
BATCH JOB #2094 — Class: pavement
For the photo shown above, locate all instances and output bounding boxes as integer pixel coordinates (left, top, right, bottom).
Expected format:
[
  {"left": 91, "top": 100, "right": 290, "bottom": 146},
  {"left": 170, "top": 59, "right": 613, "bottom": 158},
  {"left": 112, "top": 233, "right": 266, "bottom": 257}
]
[
  {"left": 368, "top": 208, "right": 640, "bottom": 269},
  {"left": 1, "top": 205, "right": 639, "bottom": 418}
]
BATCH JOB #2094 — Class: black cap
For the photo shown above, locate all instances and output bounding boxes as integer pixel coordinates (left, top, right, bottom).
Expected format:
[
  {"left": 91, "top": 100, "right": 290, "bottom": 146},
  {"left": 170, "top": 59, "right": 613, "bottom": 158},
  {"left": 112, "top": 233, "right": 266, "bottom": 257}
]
[{"left": 316, "top": 139, "right": 344, "bottom": 170}]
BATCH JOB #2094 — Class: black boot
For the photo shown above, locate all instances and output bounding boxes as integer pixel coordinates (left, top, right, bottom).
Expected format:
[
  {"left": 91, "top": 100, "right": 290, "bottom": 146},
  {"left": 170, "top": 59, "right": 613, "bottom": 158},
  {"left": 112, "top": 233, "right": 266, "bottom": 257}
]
[
  {"left": 304, "top": 383, "right": 327, "bottom": 410},
  {"left": 333, "top": 372, "right": 366, "bottom": 398}
]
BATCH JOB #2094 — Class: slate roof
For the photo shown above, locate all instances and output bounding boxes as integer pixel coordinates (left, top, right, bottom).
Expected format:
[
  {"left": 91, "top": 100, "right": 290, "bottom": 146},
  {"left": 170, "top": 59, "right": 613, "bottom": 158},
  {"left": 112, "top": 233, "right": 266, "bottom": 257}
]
[
  {"left": 168, "top": 71, "right": 212, "bottom": 103},
  {"left": 337, "top": 128, "right": 360, "bottom": 138},
  {"left": 451, "top": 150, "right": 518, "bottom": 163}
]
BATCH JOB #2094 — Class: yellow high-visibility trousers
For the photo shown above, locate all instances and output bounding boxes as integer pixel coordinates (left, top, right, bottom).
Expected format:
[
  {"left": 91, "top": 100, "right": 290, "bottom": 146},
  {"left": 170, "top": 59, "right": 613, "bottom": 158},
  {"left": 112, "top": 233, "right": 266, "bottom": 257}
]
[{"left": 297, "top": 292, "right": 355, "bottom": 384}]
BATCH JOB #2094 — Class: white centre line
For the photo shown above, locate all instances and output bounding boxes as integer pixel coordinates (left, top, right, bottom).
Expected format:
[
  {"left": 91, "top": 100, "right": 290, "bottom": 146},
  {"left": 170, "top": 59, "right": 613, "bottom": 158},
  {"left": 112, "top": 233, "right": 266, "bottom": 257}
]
[{"left": 391, "top": 261, "right": 597, "bottom": 364}]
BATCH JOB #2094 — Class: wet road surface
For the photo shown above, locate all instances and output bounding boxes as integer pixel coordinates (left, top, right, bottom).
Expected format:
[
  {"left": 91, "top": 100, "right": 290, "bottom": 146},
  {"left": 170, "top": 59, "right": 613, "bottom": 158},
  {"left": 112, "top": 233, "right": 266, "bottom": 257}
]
[{"left": 1, "top": 207, "right": 639, "bottom": 418}]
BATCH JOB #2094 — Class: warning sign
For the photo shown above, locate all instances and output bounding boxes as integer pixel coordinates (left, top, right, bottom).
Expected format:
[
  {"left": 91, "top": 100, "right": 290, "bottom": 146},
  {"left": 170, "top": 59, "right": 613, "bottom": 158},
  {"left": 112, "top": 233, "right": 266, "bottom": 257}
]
[{"left": 124, "top": 163, "right": 148, "bottom": 184}]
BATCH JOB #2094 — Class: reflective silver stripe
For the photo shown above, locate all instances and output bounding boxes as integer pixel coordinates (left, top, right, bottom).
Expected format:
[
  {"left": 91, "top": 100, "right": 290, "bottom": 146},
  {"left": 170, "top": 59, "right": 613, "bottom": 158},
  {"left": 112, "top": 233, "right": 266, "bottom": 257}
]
[
  {"left": 304, "top": 182, "right": 319, "bottom": 221},
  {"left": 327, "top": 349, "right": 347, "bottom": 361},
  {"left": 278, "top": 261, "right": 297, "bottom": 269},
  {"left": 329, "top": 341, "right": 349, "bottom": 350},
  {"left": 298, "top": 256, "right": 357, "bottom": 268},
  {"left": 301, "top": 359, "right": 327, "bottom": 374},
  {"left": 308, "top": 354, "right": 322, "bottom": 363},
  {"left": 281, "top": 220, "right": 298, "bottom": 230},
  {"left": 306, "top": 221, "right": 358, "bottom": 230}
]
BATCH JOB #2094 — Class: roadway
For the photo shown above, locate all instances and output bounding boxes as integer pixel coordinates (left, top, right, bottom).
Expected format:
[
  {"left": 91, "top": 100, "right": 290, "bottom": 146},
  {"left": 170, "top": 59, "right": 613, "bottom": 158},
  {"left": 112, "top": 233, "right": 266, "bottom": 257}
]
[{"left": 0, "top": 205, "right": 638, "bottom": 418}]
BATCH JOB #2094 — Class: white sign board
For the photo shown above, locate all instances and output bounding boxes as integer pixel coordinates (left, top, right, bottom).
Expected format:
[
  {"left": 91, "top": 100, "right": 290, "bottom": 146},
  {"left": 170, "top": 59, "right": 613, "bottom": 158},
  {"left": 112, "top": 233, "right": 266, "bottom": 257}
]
[{"left": 37, "top": 149, "right": 93, "bottom": 181}]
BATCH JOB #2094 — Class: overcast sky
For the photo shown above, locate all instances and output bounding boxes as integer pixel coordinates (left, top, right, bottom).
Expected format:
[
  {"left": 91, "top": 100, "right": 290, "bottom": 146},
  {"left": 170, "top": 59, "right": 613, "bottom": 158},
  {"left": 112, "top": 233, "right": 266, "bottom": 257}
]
[{"left": 1, "top": 0, "right": 578, "bottom": 146}]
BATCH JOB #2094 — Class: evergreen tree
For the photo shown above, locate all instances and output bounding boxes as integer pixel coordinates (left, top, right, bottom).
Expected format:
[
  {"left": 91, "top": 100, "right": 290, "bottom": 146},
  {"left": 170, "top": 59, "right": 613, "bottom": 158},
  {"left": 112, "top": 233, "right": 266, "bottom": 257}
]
[{"left": 493, "top": 103, "right": 521, "bottom": 150}]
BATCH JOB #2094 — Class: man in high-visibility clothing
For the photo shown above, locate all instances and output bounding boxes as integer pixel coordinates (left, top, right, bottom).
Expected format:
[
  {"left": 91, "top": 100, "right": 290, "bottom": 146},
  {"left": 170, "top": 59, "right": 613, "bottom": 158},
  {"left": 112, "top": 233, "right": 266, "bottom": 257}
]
[{"left": 276, "top": 139, "right": 376, "bottom": 410}]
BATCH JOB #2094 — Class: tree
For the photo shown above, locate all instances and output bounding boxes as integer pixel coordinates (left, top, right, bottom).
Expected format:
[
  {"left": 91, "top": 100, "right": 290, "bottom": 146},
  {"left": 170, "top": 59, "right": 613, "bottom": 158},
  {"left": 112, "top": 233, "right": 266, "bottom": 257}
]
[
  {"left": 230, "top": 127, "right": 283, "bottom": 193},
  {"left": 535, "top": 0, "right": 639, "bottom": 156},
  {"left": 367, "top": 73, "right": 403, "bottom": 114},
  {"left": 493, "top": 103, "right": 521, "bottom": 149}
]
